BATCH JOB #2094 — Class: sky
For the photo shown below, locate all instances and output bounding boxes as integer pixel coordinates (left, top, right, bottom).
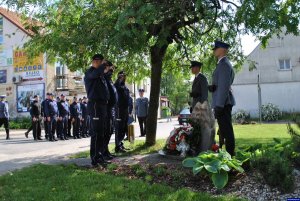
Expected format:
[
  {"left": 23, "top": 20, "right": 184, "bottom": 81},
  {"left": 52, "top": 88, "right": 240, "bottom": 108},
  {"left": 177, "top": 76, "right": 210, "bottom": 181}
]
[{"left": 240, "top": 34, "right": 260, "bottom": 56}]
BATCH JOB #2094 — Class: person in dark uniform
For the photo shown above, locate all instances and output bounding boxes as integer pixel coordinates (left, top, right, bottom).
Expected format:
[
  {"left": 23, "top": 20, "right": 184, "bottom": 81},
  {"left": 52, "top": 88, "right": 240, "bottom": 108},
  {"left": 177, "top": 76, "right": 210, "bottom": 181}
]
[
  {"left": 66, "top": 98, "right": 72, "bottom": 138},
  {"left": 81, "top": 97, "right": 88, "bottom": 138},
  {"left": 114, "top": 71, "right": 130, "bottom": 153},
  {"left": 44, "top": 93, "right": 59, "bottom": 141},
  {"left": 189, "top": 61, "right": 208, "bottom": 112},
  {"left": 30, "top": 95, "right": 42, "bottom": 141},
  {"left": 135, "top": 89, "right": 148, "bottom": 137},
  {"left": 103, "top": 61, "right": 117, "bottom": 160},
  {"left": 57, "top": 94, "right": 70, "bottom": 140},
  {"left": 70, "top": 97, "right": 81, "bottom": 139},
  {"left": 41, "top": 93, "right": 51, "bottom": 139},
  {"left": 84, "top": 54, "right": 112, "bottom": 167},
  {"left": 0, "top": 95, "right": 10, "bottom": 140},
  {"left": 78, "top": 98, "right": 83, "bottom": 137},
  {"left": 210, "top": 40, "right": 236, "bottom": 156}
]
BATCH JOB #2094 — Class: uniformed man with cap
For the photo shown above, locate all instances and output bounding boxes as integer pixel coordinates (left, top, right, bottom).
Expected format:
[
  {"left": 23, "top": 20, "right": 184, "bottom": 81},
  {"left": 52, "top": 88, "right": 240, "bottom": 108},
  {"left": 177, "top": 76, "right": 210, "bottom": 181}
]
[
  {"left": 30, "top": 95, "right": 42, "bottom": 140},
  {"left": 70, "top": 96, "right": 81, "bottom": 139},
  {"left": 41, "top": 93, "right": 50, "bottom": 139},
  {"left": 44, "top": 93, "right": 59, "bottom": 141},
  {"left": 0, "top": 95, "right": 10, "bottom": 140},
  {"left": 80, "top": 97, "right": 88, "bottom": 138},
  {"left": 189, "top": 61, "right": 208, "bottom": 112},
  {"left": 114, "top": 70, "right": 130, "bottom": 153},
  {"left": 210, "top": 40, "right": 236, "bottom": 156},
  {"left": 84, "top": 54, "right": 112, "bottom": 167},
  {"left": 135, "top": 89, "right": 149, "bottom": 137},
  {"left": 57, "top": 94, "right": 70, "bottom": 140}
]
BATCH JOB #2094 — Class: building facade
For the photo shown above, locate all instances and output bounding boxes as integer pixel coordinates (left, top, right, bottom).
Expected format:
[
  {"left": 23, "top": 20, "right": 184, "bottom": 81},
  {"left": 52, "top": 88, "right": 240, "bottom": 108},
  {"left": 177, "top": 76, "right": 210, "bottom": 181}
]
[
  {"left": 0, "top": 8, "right": 85, "bottom": 118},
  {"left": 232, "top": 34, "right": 300, "bottom": 117}
]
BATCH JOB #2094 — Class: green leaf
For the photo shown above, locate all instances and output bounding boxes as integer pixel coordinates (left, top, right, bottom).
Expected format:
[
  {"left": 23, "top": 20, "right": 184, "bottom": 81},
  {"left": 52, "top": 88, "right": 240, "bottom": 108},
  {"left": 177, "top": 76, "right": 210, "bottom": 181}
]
[
  {"left": 192, "top": 166, "right": 204, "bottom": 175},
  {"left": 211, "top": 170, "right": 229, "bottom": 189},
  {"left": 220, "top": 164, "right": 231, "bottom": 172},
  {"left": 273, "top": 138, "right": 281, "bottom": 144},
  {"left": 182, "top": 158, "right": 196, "bottom": 168},
  {"left": 204, "top": 160, "right": 221, "bottom": 173}
]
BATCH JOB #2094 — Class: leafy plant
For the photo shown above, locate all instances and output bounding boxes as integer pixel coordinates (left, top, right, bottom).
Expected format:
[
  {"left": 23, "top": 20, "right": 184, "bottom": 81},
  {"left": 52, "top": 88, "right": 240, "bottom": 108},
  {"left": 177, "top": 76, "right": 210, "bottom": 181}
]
[
  {"left": 233, "top": 110, "right": 250, "bottom": 124},
  {"left": 182, "top": 150, "right": 245, "bottom": 189},
  {"left": 261, "top": 103, "right": 282, "bottom": 121},
  {"left": 9, "top": 117, "right": 32, "bottom": 129}
]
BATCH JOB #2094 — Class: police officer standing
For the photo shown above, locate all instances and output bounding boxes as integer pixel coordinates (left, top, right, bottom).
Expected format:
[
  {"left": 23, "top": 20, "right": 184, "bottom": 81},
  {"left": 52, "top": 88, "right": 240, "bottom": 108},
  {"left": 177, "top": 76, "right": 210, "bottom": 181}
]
[
  {"left": 84, "top": 54, "right": 112, "bottom": 167},
  {"left": 81, "top": 97, "right": 88, "bottom": 138},
  {"left": 189, "top": 61, "right": 208, "bottom": 111},
  {"left": 0, "top": 95, "right": 10, "bottom": 140},
  {"left": 30, "top": 95, "right": 42, "bottom": 141},
  {"left": 135, "top": 89, "right": 148, "bottom": 137},
  {"left": 70, "top": 97, "right": 81, "bottom": 139},
  {"left": 44, "top": 93, "right": 59, "bottom": 141},
  {"left": 114, "top": 71, "right": 130, "bottom": 153},
  {"left": 41, "top": 93, "right": 51, "bottom": 139},
  {"left": 58, "top": 94, "right": 70, "bottom": 140},
  {"left": 210, "top": 40, "right": 236, "bottom": 156}
]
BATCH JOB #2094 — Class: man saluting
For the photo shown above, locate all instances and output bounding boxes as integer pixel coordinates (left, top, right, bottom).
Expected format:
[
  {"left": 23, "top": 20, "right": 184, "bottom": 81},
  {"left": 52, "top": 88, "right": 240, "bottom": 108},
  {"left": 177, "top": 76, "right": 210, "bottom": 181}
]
[{"left": 210, "top": 40, "right": 236, "bottom": 156}]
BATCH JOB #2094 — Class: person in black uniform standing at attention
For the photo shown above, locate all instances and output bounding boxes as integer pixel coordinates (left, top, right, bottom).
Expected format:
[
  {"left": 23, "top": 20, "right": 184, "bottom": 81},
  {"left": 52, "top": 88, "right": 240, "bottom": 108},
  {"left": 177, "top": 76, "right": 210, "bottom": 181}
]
[
  {"left": 70, "top": 97, "right": 81, "bottom": 139},
  {"left": 57, "top": 94, "right": 70, "bottom": 140},
  {"left": 30, "top": 95, "right": 42, "bottom": 141},
  {"left": 114, "top": 71, "right": 130, "bottom": 153},
  {"left": 84, "top": 54, "right": 112, "bottom": 167},
  {"left": 81, "top": 97, "right": 88, "bottom": 138},
  {"left": 44, "top": 93, "right": 59, "bottom": 142}
]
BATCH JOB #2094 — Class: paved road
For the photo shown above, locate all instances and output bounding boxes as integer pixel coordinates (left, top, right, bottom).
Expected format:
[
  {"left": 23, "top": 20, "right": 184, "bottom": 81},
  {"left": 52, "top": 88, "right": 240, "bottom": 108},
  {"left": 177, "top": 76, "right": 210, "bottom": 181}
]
[{"left": 0, "top": 118, "right": 180, "bottom": 175}]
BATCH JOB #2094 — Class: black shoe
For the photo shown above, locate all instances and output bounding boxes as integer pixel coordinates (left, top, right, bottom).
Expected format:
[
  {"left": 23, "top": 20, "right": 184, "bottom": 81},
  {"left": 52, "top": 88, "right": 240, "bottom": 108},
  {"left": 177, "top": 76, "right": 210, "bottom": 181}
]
[
  {"left": 73, "top": 136, "right": 78, "bottom": 139},
  {"left": 37, "top": 138, "right": 43, "bottom": 140},
  {"left": 104, "top": 155, "right": 114, "bottom": 161},
  {"left": 34, "top": 138, "right": 38, "bottom": 141},
  {"left": 6, "top": 137, "right": 10, "bottom": 140},
  {"left": 25, "top": 132, "right": 28, "bottom": 138},
  {"left": 53, "top": 138, "right": 58, "bottom": 141},
  {"left": 121, "top": 146, "right": 130, "bottom": 151},
  {"left": 64, "top": 137, "right": 69, "bottom": 140},
  {"left": 60, "top": 137, "right": 65, "bottom": 140},
  {"left": 77, "top": 136, "right": 82, "bottom": 139},
  {"left": 91, "top": 161, "right": 108, "bottom": 168},
  {"left": 115, "top": 148, "right": 127, "bottom": 153}
]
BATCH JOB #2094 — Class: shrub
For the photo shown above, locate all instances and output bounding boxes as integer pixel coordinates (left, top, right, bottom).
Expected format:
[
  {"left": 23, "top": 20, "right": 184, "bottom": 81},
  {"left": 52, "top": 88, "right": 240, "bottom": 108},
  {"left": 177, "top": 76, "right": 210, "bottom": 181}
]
[
  {"left": 233, "top": 110, "right": 250, "bottom": 124},
  {"left": 9, "top": 117, "right": 32, "bottom": 129},
  {"left": 261, "top": 103, "right": 282, "bottom": 121}
]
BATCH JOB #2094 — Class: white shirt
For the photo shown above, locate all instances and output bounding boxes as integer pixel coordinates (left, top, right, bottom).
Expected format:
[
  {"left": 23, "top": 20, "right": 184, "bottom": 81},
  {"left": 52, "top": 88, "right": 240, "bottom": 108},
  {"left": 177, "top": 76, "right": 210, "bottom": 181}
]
[{"left": 217, "top": 56, "right": 226, "bottom": 64}]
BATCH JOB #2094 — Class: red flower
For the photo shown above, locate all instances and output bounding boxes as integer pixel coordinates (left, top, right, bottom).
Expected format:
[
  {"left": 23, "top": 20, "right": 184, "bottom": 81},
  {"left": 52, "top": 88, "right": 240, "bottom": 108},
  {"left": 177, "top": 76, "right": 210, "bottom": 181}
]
[{"left": 212, "top": 144, "right": 219, "bottom": 152}]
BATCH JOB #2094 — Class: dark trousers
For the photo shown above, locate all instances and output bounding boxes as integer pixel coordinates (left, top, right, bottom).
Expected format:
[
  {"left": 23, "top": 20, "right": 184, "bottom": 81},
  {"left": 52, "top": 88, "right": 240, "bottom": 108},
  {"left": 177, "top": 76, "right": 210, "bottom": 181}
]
[
  {"left": 88, "top": 102, "right": 107, "bottom": 164},
  {"left": 0, "top": 118, "right": 9, "bottom": 138},
  {"left": 72, "top": 117, "right": 80, "bottom": 137},
  {"left": 47, "top": 117, "right": 57, "bottom": 140},
  {"left": 216, "top": 105, "right": 235, "bottom": 156},
  {"left": 68, "top": 118, "right": 72, "bottom": 137},
  {"left": 81, "top": 116, "right": 89, "bottom": 136},
  {"left": 138, "top": 116, "right": 147, "bottom": 136},
  {"left": 44, "top": 119, "right": 48, "bottom": 138},
  {"left": 58, "top": 116, "right": 68, "bottom": 139},
  {"left": 116, "top": 109, "right": 128, "bottom": 149},
  {"left": 26, "top": 125, "right": 33, "bottom": 134},
  {"left": 104, "top": 107, "right": 114, "bottom": 154},
  {"left": 32, "top": 117, "right": 41, "bottom": 140}
]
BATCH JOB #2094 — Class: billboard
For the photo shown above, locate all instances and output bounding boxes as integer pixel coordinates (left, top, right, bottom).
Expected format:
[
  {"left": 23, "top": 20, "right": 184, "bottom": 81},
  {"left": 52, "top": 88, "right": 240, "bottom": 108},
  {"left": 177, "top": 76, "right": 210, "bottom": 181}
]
[
  {"left": 17, "top": 84, "right": 45, "bottom": 112},
  {"left": 13, "top": 50, "right": 44, "bottom": 82},
  {"left": 0, "top": 69, "right": 7, "bottom": 83}
]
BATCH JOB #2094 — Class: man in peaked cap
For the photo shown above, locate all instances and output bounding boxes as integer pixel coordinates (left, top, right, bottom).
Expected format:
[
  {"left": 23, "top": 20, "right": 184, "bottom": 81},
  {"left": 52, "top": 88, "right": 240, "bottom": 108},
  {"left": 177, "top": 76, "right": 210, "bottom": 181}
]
[
  {"left": 0, "top": 95, "right": 10, "bottom": 140},
  {"left": 210, "top": 40, "right": 236, "bottom": 156},
  {"left": 189, "top": 61, "right": 208, "bottom": 112},
  {"left": 57, "top": 94, "right": 70, "bottom": 140}
]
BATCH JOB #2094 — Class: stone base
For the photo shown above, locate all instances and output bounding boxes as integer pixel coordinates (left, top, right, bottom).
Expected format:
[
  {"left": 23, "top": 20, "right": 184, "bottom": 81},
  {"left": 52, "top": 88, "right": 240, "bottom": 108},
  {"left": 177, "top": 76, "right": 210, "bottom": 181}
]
[{"left": 158, "top": 150, "right": 185, "bottom": 161}]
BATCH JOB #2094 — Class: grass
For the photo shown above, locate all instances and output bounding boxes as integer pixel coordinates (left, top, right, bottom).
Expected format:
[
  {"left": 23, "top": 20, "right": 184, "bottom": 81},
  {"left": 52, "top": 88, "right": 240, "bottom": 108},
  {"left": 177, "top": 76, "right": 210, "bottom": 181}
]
[
  {"left": 71, "top": 123, "right": 291, "bottom": 159},
  {"left": 0, "top": 164, "right": 244, "bottom": 201}
]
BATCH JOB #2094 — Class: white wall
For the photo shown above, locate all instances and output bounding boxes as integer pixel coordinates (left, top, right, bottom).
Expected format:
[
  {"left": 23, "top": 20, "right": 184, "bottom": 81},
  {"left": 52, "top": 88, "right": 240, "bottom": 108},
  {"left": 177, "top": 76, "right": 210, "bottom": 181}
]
[{"left": 232, "top": 82, "right": 300, "bottom": 117}]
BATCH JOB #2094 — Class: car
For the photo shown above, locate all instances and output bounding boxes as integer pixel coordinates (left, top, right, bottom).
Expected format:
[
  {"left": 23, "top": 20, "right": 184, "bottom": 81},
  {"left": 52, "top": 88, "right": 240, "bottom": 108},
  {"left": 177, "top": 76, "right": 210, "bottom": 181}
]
[{"left": 178, "top": 108, "right": 191, "bottom": 125}]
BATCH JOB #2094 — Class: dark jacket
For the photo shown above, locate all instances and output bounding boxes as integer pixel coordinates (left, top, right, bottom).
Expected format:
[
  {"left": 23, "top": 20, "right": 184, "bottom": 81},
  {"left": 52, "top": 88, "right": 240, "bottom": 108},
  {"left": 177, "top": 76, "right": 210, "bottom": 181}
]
[
  {"left": 81, "top": 102, "right": 88, "bottom": 118},
  {"left": 105, "top": 76, "right": 118, "bottom": 107},
  {"left": 58, "top": 100, "right": 70, "bottom": 117},
  {"left": 44, "top": 99, "right": 59, "bottom": 117},
  {"left": 30, "top": 100, "right": 41, "bottom": 117},
  {"left": 84, "top": 65, "right": 110, "bottom": 103},
  {"left": 191, "top": 73, "right": 208, "bottom": 109},
  {"left": 70, "top": 102, "right": 80, "bottom": 118},
  {"left": 114, "top": 79, "right": 129, "bottom": 110}
]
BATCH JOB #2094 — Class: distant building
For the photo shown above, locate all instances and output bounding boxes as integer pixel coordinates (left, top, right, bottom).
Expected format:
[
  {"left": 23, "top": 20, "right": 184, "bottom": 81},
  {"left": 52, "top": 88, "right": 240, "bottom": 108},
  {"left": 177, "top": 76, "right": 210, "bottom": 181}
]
[
  {"left": 232, "top": 34, "right": 300, "bottom": 117},
  {"left": 0, "top": 8, "right": 85, "bottom": 117}
]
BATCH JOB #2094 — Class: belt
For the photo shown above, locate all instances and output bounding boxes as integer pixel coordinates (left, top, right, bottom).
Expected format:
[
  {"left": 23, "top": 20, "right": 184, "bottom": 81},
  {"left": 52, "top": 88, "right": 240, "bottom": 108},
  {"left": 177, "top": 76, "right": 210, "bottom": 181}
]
[{"left": 89, "top": 99, "right": 108, "bottom": 105}]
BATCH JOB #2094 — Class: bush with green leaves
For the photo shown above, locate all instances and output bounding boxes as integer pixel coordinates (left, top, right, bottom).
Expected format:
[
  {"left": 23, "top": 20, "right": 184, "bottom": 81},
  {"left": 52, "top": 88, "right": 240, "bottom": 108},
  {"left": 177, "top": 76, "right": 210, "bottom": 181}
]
[
  {"left": 261, "top": 103, "right": 282, "bottom": 121},
  {"left": 182, "top": 150, "right": 246, "bottom": 189},
  {"left": 9, "top": 117, "right": 32, "bottom": 129},
  {"left": 232, "top": 109, "right": 250, "bottom": 124}
]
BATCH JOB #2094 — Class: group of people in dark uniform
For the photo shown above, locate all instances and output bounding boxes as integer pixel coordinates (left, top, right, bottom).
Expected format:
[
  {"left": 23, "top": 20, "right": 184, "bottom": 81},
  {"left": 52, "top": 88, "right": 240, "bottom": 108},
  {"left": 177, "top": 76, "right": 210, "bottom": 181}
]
[{"left": 24, "top": 93, "right": 90, "bottom": 141}]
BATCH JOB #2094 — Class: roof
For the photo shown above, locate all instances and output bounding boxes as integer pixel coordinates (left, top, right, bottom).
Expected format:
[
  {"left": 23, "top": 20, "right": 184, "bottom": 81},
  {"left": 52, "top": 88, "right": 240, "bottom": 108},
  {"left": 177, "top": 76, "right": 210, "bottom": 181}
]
[{"left": 0, "top": 7, "right": 34, "bottom": 36}]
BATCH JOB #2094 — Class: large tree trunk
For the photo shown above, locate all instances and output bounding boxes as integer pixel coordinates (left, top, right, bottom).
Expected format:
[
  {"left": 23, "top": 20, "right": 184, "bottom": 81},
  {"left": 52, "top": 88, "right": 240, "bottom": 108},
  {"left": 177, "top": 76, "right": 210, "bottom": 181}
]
[{"left": 145, "top": 44, "right": 168, "bottom": 145}]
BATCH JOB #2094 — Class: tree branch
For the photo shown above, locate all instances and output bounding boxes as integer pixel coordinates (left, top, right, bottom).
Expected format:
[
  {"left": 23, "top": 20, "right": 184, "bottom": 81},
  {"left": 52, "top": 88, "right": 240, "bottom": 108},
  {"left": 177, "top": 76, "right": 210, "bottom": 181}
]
[{"left": 220, "top": 0, "right": 240, "bottom": 8}]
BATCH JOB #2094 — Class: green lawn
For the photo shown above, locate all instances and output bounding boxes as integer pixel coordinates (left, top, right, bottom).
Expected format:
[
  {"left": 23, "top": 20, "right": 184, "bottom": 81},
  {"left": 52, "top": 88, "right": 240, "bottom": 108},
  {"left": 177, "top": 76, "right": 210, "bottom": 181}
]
[
  {"left": 0, "top": 164, "right": 243, "bottom": 201},
  {"left": 71, "top": 123, "right": 291, "bottom": 159}
]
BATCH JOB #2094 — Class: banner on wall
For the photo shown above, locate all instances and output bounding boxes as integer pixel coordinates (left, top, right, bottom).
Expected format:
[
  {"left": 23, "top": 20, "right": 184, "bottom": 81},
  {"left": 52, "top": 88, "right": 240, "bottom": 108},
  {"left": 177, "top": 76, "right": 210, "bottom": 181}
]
[
  {"left": 13, "top": 50, "right": 44, "bottom": 82},
  {"left": 17, "top": 84, "right": 45, "bottom": 112},
  {"left": 0, "top": 69, "right": 7, "bottom": 83}
]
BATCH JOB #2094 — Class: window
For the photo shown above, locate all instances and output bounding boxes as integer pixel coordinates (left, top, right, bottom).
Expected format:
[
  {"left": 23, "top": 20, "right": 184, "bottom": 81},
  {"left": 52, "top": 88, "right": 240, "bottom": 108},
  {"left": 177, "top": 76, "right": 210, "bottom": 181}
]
[{"left": 279, "top": 59, "right": 291, "bottom": 70}]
